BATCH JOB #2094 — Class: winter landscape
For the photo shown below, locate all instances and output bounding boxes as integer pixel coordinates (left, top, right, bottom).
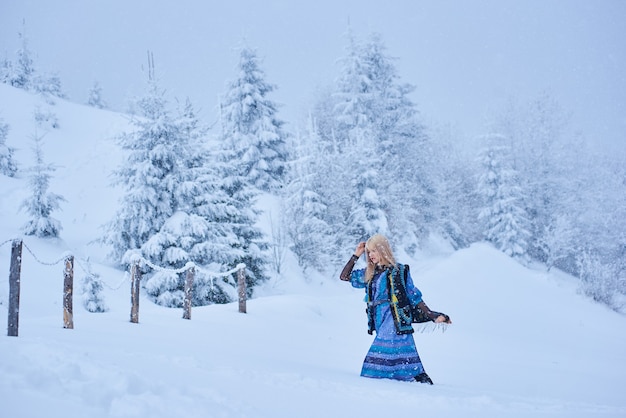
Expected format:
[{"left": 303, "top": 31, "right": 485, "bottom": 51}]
[{"left": 1, "top": 2, "right": 626, "bottom": 418}]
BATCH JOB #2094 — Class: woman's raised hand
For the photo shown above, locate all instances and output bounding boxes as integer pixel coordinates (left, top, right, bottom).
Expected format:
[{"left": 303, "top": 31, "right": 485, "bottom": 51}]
[{"left": 355, "top": 241, "right": 366, "bottom": 257}]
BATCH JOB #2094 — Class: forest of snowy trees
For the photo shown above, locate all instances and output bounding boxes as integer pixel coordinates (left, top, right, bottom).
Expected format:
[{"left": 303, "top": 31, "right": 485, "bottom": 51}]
[{"left": 1, "top": 27, "right": 625, "bottom": 311}]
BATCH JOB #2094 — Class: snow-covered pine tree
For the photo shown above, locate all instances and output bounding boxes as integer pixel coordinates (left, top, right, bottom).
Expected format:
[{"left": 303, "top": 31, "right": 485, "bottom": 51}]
[
  {"left": 308, "top": 31, "right": 433, "bottom": 253},
  {"left": 0, "top": 117, "right": 18, "bottom": 177},
  {"left": 492, "top": 94, "right": 626, "bottom": 310},
  {"left": 217, "top": 46, "right": 277, "bottom": 291},
  {"left": 32, "top": 72, "right": 66, "bottom": 103},
  {"left": 143, "top": 99, "right": 242, "bottom": 306},
  {"left": 20, "top": 132, "right": 65, "bottom": 238},
  {"left": 495, "top": 94, "right": 568, "bottom": 264},
  {"left": 568, "top": 149, "right": 626, "bottom": 310},
  {"left": 0, "top": 58, "right": 14, "bottom": 86},
  {"left": 427, "top": 126, "right": 477, "bottom": 250},
  {"left": 328, "top": 30, "right": 389, "bottom": 245},
  {"left": 577, "top": 249, "right": 624, "bottom": 311},
  {"left": 219, "top": 45, "right": 289, "bottom": 193},
  {"left": 299, "top": 92, "right": 352, "bottom": 261},
  {"left": 87, "top": 81, "right": 107, "bottom": 109},
  {"left": 1, "top": 23, "right": 65, "bottom": 102},
  {"left": 348, "top": 166, "right": 389, "bottom": 241},
  {"left": 213, "top": 144, "right": 269, "bottom": 294},
  {"left": 477, "top": 133, "right": 530, "bottom": 263},
  {"left": 284, "top": 116, "right": 333, "bottom": 272},
  {"left": 102, "top": 56, "right": 179, "bottom": 266},
  {"left": 362, "top": 34, "right": 437, "bottom": 249}
]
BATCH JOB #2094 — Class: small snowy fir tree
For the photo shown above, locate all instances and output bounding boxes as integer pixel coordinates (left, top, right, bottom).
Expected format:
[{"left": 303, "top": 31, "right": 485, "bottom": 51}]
[
  {"left": 348, "top": 167, "right": 389, "bottom": 241},
  {"left": 2, "top": 23, "right": 66, "bottom": 102},
  {"left": 577, "top": 249, "right": 623, "bottom": 311},
  {"left": 9, "top": 27, "right": 35, "bottom": 90},
  {"left": 87, "top": 81, "right": 108, "bottom": 109},
  {"left": 477, "top": 133, "right": 530, "bottom": 263},
  {"left": 33, "top": 105, "right": 59, "bottom": 129},
  {"left": 0, "top": 57, "right": 14, "bottom": 85},
  {"left": 32, "top": 71, "right": 67, "bottom": 103},
  {"left": 219, "top": 45, "right": 289, "bottom": 192},
  {"left": 20, "top": 133, "right": 65, "bottom": 238},
  {"left": 81, "top": 270, "right": 108, "bottom": 313},
  {"left": 0, "top": 117, "right": 18, "bottom": 177}
]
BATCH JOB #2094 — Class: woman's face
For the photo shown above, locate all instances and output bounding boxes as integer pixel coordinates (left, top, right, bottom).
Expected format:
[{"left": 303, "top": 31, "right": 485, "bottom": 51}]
[{"left": 367, "top": 246, "right": 382, "bottom": 265}]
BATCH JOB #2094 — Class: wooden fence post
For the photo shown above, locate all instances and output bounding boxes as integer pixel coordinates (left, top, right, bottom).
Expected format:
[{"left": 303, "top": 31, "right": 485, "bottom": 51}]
[
  {"left": 237, "top": 264, "right": 246, "bottom": 314},
  {"left": 7, "top": 239, "right": 23, "bottom": 337},
  {"left": 63, "top": 254, "right": 74, "bottom": 329},
  {"left": 130, "top": 260, "right": 141, "bottom": 323},
  {"left": 182, "top": 265, "right": 195, "bottom": 320}
]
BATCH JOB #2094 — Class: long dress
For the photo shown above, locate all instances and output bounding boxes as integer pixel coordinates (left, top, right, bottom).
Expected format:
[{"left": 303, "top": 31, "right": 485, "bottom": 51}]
[{"left": 350, "top": 266, "right": 426, "bottom": 381}]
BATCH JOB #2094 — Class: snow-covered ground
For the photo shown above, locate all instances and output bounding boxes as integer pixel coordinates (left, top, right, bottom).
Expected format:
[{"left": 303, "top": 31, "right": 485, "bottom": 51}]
[{"left": 1, "top": 85, "right": 625, "bottom": 418}]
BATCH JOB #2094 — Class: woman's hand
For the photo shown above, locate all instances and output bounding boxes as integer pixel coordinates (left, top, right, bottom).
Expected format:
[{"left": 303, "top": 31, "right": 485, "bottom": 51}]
[
  {"left": 435, "top": 314, "right": 452, "bottom": 324},
  {"left": 355, "top": 241, "right": 366, "bottom": 257}
]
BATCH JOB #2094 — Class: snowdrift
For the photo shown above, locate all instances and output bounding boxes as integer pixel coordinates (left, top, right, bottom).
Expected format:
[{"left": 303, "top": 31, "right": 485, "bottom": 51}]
[{"left": 1, "top": 85, "right": 625, "bottom": 418}]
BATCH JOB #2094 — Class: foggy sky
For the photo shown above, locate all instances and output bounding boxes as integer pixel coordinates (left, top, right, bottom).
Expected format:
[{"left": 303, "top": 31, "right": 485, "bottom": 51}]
[{"left": 1, "top": 0, "right": 624, "bottom": 150}]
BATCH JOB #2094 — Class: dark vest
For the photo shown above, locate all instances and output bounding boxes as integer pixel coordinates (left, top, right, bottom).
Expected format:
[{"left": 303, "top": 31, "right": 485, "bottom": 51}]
[{"left": 366, "top": 264, "right": 414, "bottom": 335}]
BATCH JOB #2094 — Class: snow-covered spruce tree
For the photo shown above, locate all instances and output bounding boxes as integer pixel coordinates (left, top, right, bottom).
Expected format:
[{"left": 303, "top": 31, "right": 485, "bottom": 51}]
[
  {"left": 20, "top": 132, "right": 65, "bottom": 238},
  {"left": 0, "top": 58, "right": 14, "bottom": 86},
  {"left": 142, "top": 99, "right": 242, "bottom": 306},
  {"left": 87, "top": 81, "right": 107, "bottom": 109},
  {"left": 307, "top": 31, "right": 433, "bottom": 254},
  {"left": 477, "top": 133, "right": 530, "bottom": 263},
  {"left": 428, "top": 128, "right": 476, "bottom": 250},
  {"left": 212, "top": 145, "right": 268, "bottom": 294},
  {"left": 0, "top": 117, "right": 18, "bottom": 177},
  {"left": 217, "top": 46, "right": 277, "bottom": 291},
  {"left": 102, "top": 59, "right": 179, "bottom": 266},
  {"left": 220, "top": 45, "right": 289, "bottom": 193},
  {"left": 321, "top": 30, "right": 391, "bottom": 246},
  {"left": 1, "top": 24, "right": 66, "bottom": 102},
  {"left": 577, "top": 249, "right": 624, "bottom": 312},
  {"left": 299, "top": 91, "right": 353, "bottom": 263},
  {"left": 32, "top": 72, "right": 67, "bottom": 103},
  {"left": 495, "top": 94, "right": 569, "bottom": 264},
  {"left": 284, "top": 117, "right": 333, "bottom": 272},
  {"left": 493, "top": 94, "right": 610, "bottom": 274},
  {"left": 570, "top": 150, "right": 626, "bottom": 309},
  {"left": 357, "top": 33, "right": 434, "bottom": 248}
]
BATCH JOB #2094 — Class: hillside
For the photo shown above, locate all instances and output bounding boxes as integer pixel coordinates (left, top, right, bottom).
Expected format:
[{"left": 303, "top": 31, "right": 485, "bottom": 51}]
[{"left": 1, "top": 86, "right": 625, "bottom": 418}]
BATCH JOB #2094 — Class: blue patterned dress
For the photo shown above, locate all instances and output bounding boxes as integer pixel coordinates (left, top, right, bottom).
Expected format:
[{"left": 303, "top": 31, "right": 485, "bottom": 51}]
[{"left": 350, "top": 266, "right": 426, "bottom": 381}]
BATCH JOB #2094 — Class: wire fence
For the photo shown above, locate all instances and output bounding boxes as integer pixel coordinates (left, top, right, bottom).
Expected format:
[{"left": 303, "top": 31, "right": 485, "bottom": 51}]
[{"left": 2, "top": 237, "right": 247, "bottom": 337}]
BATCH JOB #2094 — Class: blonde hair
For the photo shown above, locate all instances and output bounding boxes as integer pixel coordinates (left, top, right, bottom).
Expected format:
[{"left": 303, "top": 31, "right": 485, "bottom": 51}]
[{"left": 364, "top": 234, "right": 396, "bottom": 283}]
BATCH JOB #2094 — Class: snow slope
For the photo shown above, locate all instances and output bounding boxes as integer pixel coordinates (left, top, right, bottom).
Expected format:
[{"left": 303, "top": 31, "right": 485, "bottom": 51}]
[{"left": 1, "top": 86, "right": 625, "bottom": 418}]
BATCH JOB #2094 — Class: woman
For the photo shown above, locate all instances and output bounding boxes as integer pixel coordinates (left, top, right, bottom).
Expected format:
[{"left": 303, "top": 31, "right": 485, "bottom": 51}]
[{"left": 340, "top": 234, "right": 450, "bottom": 384}]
